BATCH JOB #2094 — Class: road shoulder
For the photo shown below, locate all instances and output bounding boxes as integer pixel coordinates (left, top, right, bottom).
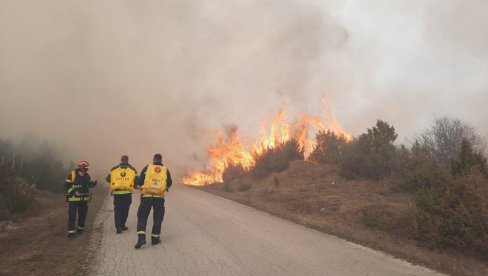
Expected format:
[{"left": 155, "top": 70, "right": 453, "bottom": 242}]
[{"left": 0, "top": 186, "right": 106, "bottom": 275}]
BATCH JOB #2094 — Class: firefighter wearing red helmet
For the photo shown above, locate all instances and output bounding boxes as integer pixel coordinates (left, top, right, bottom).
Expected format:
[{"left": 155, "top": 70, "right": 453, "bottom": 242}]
[{"left": 64, "top": 161, "right": 97, "bottom": 238}]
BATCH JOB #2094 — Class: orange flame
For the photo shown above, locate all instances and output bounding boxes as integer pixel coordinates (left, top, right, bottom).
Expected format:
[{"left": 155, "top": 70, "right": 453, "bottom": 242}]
[{"left": 182, "top": 98, "right": 351, "bottom": 186}]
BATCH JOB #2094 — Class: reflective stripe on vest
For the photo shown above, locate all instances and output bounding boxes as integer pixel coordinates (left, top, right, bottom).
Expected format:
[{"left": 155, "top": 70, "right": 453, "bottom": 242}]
[
  {"left": 141, "top": 194, "right": 164, "bottom": 198},
  {"left": 110, "top": 167, "right": 136, "bottom": 192},
  {"left": 142, "top": 165, "right": 167, "bottom": 196},
  {"left": 113, "top": 190, "right": 132, "bottom": 195},
  {"left": 67, "top": 195, "right": 91, "bottom": 202}
]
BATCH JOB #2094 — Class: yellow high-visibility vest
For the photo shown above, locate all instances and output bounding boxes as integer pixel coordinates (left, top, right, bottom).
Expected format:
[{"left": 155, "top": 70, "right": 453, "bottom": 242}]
[
  {"left": 110, "top": 167, "right": 136, "bottom": 192},
  {"left": 142, "top": 164, "right": 167, "bottom": 196}
]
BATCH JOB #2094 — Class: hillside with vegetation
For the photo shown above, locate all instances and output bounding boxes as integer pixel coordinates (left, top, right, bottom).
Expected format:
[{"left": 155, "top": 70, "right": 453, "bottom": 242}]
[{"left": 198, "top": 116, "right": 488, "bottom": 276}]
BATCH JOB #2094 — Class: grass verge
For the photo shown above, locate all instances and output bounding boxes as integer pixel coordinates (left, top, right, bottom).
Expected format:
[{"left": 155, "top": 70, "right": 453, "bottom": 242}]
[{"left": 0, "top": 183, "right": 106, "bottom": 275}]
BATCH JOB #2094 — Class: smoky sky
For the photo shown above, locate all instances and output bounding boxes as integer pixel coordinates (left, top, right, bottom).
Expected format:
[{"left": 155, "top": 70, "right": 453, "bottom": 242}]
[{"left": 1, "top": 0, "right": 487, "bottom": 177}]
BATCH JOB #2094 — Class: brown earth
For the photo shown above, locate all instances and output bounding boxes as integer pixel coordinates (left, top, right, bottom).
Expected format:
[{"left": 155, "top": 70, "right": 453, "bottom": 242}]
[
  {"left": 0, "top": 185, "right": 106, "bottom": 276},
  {"left": 196, "top": 160, "right": 488, "bottom": 276}
]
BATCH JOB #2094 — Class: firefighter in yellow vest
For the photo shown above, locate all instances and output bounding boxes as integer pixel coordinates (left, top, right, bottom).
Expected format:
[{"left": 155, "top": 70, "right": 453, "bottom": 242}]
[
  {"left": 65, "top": 161, "right": 97, "bottom": 238},
  {"left": 106, "top": 155, "right": 138, "bottom": 234},
  {"left": 134, "top": 153, "right": 172, "bottom": 249}
]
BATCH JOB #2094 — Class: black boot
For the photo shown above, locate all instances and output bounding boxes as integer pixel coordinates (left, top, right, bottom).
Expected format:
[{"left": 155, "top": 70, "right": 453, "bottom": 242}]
[
  {"left": 77, "top": 227, "right": 84, "bottom": 235},
  {"left": 122, "top": 226, "right": 129, "bottom": 231},
  {"left": 151, "top": 238, "right": 161, "bottom": 245},
  {"left": 116, "top": 227, "right": 122, "bottom": 234},
  {"left": 68, "top": 232, "right": 76, "bottom": 238},
  {"left": 135, "top": 237, "right": 146, "bottom": 249}
]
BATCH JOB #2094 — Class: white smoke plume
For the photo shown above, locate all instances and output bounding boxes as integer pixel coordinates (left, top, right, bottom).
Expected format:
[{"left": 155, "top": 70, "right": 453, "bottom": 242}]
[{"left": 1, "top": 0, "right": 487, "bottom": 177}]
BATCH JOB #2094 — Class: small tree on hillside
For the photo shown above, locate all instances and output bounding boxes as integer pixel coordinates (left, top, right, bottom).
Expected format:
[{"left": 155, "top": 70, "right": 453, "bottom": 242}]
[
  {"left": 341, "top": 120, "right": 398, "bottom": 179},
  {"left": 363, "top": 120, "right": 398, "bottom": 153},
  {"left": 251, "top": 139, "right": 304, "bottom": 179},
  {"left": 308, "top": 130, "right": 348, "bottom": 164},
  {"left": 451, "top": 139, "right": 488, "bottom": 178},
  {"left": 399, "top": 141, "right": 451, "bottom": 192},
  {"left": 415, "top": 116, "right": 486, "bottom": 168}
]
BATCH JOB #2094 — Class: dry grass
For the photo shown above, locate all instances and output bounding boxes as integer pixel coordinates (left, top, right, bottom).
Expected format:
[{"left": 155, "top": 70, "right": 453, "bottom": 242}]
[
  {"left": 197, "top": 160, "right": 488, "bottom": 276},
  {"left": 0, "top": 186, "right": 106, "bottom": 275}
]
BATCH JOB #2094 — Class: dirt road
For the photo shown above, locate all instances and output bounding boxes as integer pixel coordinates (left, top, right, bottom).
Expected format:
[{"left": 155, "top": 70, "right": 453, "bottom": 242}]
[{"left": 90, "top": 184, "right": 442, "bottom": 275}]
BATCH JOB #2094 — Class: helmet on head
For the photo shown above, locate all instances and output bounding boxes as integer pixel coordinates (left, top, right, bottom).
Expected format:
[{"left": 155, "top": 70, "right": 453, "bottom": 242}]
[{"left": 77, "top": 161, "right": 89, "bottom": 170}]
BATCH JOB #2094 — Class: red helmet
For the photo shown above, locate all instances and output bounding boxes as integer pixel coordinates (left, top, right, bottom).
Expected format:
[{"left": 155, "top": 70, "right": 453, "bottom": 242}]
[{"left": 77, "top": 161, "right": 89, "bottom": 169}]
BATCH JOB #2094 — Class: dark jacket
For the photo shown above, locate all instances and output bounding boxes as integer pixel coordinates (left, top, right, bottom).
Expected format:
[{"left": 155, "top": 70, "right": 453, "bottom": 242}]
[
  {"left": 138, "top": 161, "right": 172, "bottom": 190},
  {"left": 65, "top": 169, "right": 95, "bottom": 195}
]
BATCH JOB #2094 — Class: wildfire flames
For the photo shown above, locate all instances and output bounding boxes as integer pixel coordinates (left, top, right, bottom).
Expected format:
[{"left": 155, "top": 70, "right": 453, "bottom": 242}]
[{"left": 182, "top": 98, "right": 352, "bottom": 186}]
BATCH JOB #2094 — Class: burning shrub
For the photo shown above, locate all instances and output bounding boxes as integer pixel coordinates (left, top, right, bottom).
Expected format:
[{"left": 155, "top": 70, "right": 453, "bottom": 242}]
[
  {"left": 308, "top": 130, "right": 348, "bottom": 164},
  {"left": 222, "top": 164, "right": 246, "bottom": 184},
  {"left": 340, "top": 120, "right": 398, "bottom": 179},
  {"left": 182, "top": 103, "right": 352, "bottom": 186},
  {"left": 251, "top": 139, "right": 304, "bottom": 179}
]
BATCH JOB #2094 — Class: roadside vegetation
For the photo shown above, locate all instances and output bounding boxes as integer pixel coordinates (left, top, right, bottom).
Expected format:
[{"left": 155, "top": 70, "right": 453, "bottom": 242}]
[
  {"left": 0, "top": 135, "right": 68, "bottom": 220},
  {"left": 199, "top": 116, "right": 488, "bottom": 276},
  {"left": 0, "top": 134, "right": 105, "bottom": 275}
]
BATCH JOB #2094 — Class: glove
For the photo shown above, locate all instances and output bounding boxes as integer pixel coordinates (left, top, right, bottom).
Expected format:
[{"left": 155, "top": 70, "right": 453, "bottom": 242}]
[
  {"left": 165, "top": 188, "right": 170, "bottom": 192},
  {"left": 90, "top": 180, "right": 97, "bottom": 187}
]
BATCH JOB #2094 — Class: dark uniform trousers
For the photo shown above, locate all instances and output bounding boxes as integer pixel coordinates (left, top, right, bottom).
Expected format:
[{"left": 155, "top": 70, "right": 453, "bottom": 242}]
[
  {"left": 137, "top": 196, "right": 165, "bottom": 238},
  {"left": 113, "top": 194, "right": 132, "bottom": 229},
  {"left": 68, "top": 202, "right": 88, "bottom": 232}
]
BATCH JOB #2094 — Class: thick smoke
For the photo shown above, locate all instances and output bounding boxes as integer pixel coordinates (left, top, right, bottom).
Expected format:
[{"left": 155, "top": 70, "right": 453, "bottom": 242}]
[{"left": 1, "top": 0, "right": 487, "bottom": 178}]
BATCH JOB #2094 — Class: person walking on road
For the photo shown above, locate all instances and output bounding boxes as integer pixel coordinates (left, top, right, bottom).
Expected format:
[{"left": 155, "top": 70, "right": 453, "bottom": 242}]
[
  {"left": 135, "top": 153, "right": 172, "bottom": 249},
  {"left": 106, "top": 155, "right": 138, "bottom": 234},
  {"left": 65, "top": 161, "right": 97, "bottom": 238}
]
